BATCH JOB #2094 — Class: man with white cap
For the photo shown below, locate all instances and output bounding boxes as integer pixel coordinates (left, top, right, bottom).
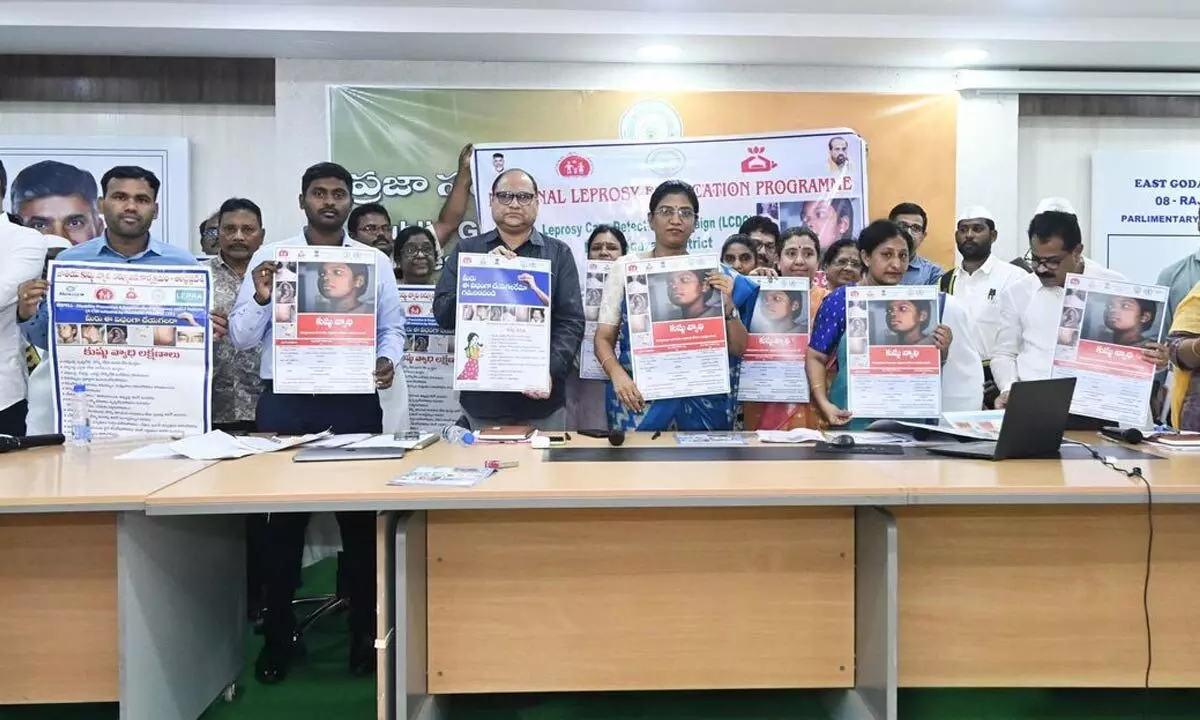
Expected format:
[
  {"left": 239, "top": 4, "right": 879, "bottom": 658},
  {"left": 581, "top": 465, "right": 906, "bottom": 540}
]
[
  {"left": 939, "top": 207, "right": 1028, "bottom": 407},
  {"left": 992, "top": 200, "right": 1165, "bottom": 411}
]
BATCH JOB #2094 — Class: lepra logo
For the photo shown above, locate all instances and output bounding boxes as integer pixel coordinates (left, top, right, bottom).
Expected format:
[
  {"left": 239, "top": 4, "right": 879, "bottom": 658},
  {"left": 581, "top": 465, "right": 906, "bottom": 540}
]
[
  {"left": 557, "top": 153, "right": 592, "bottom": 178},
  {"left": 740, "top": 146, "right": 777, "bottom": 173},
  {"left": 95, "top": 287, "right": 114, "bottom": 301}
]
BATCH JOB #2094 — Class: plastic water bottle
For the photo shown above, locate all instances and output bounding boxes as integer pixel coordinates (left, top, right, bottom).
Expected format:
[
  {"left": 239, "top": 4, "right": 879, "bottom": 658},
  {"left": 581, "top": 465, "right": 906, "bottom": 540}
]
[
  {"left": 440, "top": 424, "right": 476, "bottom": 446},
  {"left": 69, "top": 383, "right": 92, "bottom": 447}
]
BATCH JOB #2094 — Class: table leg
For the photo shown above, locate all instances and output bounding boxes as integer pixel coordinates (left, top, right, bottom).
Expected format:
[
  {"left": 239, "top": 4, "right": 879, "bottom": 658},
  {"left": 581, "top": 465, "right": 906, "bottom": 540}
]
[
  {"left": 392, "top": 511, "right": 440, "bottom": 720},
  {"left": 824, "top": 506, "right": 897, "bottom": 720},
  {"left": 117, "top": 512, "right": 244, "bottom": 720}
]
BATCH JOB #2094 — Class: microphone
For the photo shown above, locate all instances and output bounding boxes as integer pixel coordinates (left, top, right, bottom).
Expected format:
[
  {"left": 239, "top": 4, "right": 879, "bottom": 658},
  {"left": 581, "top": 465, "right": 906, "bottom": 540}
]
[
  {"left": 1099, "top": 426, "right": 1144, "bottom": 445},
  {"left": 0, "top": 433, "right": 66, "bottom": 453},
  {"left": 607, "top": 430, "right": 626, "bottom": 447}
]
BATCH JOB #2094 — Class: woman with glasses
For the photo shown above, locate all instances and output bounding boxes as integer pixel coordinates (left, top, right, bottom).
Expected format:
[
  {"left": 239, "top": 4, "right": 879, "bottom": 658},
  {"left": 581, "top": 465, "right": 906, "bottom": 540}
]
[
  {"left": 395, "top": 226, "right": 437, "bottom": 285},
  {"left": 807, "top": 220, "right": 982, "bottom": 429},
  {"left": 822, "top": 238, "right": 863, "bottom": 291},
  {"left": 566, "top": 225, "right": 629, "bottom": 431},
  {"left": 593, "top": 180, "right": 758, "bottom": 432}
]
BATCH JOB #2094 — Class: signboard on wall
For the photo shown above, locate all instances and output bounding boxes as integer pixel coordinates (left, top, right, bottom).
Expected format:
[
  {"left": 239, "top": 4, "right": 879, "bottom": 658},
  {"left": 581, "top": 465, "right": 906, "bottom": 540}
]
[
  {"left": 1092, "top": 149, "right": 1200, "bottom": 284},
  {"left": 0, "top": 135, "right": 190, "bottom": 251}
]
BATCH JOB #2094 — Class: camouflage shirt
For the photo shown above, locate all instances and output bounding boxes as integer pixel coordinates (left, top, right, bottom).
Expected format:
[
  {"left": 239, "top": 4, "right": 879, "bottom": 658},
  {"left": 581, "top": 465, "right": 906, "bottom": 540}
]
[{"left": 206, "top": 255, "right": 263, "bottom": 424}]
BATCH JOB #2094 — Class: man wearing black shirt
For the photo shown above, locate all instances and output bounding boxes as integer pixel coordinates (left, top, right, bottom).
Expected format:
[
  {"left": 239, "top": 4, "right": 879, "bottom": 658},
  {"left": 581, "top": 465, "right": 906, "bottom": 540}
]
[{"left": 433, "top": 169, "right": 584, "bottom": 430}]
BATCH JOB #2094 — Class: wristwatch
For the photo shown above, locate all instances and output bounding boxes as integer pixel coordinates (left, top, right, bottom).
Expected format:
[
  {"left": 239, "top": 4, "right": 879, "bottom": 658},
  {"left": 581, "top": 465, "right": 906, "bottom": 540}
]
[{"left": 725, "top": 306, "right": 739, "bottom": 321}]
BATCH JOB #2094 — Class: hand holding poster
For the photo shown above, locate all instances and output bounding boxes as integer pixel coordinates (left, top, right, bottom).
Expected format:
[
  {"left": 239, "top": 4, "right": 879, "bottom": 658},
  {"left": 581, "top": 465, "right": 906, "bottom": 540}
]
[
  {"left": 453, "top": 254, "right": 552, "bottom": 393},
  {"left": 845, "top": 286, "right": 942, "bottom": 419},
  {"left": 627, "top": 254, "right": 730, "bottom": 401},
  {"left": 399, "top": 285, "right": 460, "bottom": 432},
  {"left": 272, "top": 246, "right": 378, "bottom": 394},
  {"left": 48, "top": 261, "right": 212, "bottom": 437},
  {"left": 579, "top": 260, "right": 611, "bottom": 380},
  {"left": 739, "top": 276, "right": 810, "bottom": 402},
  {"left": 1050, "top": 274, "right": 1168, "bottom": 426}
]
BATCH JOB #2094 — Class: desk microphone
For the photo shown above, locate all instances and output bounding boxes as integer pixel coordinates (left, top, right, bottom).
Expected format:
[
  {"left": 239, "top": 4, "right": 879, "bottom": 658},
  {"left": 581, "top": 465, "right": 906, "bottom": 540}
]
[
  {"left": 608, "top": 431, "right": 625, "bottom": 447},
  {"left": 0, "top": 433, "right": 66, "bottom": 453},
  {"left": 1099, "top": 426, "right": 1144, "bottom": 445}
]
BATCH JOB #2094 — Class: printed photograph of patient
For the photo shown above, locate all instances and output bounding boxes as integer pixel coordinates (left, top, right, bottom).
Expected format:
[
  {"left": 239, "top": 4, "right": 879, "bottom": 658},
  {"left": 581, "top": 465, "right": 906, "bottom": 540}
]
[
  {"left": 868, "top": 297, "right": 936, "bottom": 346},
  {"left": 749, "top": 289, "right": 808, "bottom": 335},
  {"left": 648, "top": 268, "right": 721, "bottom": 321}
]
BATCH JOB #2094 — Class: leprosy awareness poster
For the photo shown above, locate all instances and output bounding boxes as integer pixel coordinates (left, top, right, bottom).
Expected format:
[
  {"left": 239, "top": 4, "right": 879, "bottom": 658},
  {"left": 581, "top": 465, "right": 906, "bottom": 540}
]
[{"left": 471, "top": 129, "right": 868, "bottom": 286}]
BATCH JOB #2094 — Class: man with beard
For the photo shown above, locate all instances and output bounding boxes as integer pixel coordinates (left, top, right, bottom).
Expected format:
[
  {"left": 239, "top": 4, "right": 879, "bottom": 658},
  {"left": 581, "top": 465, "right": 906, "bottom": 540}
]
[
  {"left": 828, "top": 136, "right": 851, "bottom": 173},
  {"left": 347, "top": 202, "right": 394, "bottom": 257},
  {"left": 17, "top": 166, "right": 195, "bottom": 350},
  {"left": 228, "top": 162, "right": 405, "bottom": 685},
  {"left": 939, "top": 208, "right": 1027, "bottom": 407}
]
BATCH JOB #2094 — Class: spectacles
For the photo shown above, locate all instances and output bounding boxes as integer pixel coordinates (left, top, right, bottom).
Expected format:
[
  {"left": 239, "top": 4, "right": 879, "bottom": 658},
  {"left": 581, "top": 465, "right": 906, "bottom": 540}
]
[
  {"left": 830, "top": 258, "right": 863, "bottom": 269},
  {"left": 1024, "top": 250, "right": 1070, "bottom": 270},
  {"left": 357, "top": 223, "right": 391, "bottom": 236},
  {"left": 400, "top": 244, "right": 434, "bottom": 258},
  {"left": 653, "top": 207, "right": 697, "bottom": 221},
  {"left": 494, "top": 191, "right": 536, "bottom": 206},
  {"left": 895, "top": 221, "right": 926, "bottom": 236},
  {"left": 201, "top": 227, "right": 219, "bottom": 239}
]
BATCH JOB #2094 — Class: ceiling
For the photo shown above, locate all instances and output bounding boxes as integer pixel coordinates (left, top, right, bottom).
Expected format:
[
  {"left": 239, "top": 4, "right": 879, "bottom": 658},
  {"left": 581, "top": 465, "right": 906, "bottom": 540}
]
[{"left": 5, "top": 0, "right": 1200, "bottom": 69}]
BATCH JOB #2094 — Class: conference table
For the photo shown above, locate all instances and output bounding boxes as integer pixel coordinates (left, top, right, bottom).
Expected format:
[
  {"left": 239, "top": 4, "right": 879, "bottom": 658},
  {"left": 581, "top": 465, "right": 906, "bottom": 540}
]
[{"left": 139, "top": 432, "right": 1200, "bottom": 720}]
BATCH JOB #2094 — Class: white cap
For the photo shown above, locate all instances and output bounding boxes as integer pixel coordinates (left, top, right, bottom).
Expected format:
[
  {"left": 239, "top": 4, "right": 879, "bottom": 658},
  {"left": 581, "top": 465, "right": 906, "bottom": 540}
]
[
  {"left": 956, "top": 206, "right": 994, "bottom": 224},
  {"left": 1035, "top": 196, "right": 1077, "bottom": 215},
  {"left": 44, "top": 237, "right": 72, "bottom": 251}
]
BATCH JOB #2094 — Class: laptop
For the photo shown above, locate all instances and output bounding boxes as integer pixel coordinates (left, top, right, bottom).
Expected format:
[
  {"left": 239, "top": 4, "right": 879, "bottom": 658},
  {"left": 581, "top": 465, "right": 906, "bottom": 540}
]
[
  {"left": 924, "top": 377, "right": 1077, "bottom": 461},
  {"left": 293, "top": 446, "right": 407, "bottom": 463}
]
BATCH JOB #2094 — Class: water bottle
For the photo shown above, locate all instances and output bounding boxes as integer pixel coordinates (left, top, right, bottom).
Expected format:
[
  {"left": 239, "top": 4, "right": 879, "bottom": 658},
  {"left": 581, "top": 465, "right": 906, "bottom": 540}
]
[
  {"left": 440, "top": 424, "right": 476, "bottom": 446},
  {"left": 69, "top": 383, "right": 92, "bottom": 446}
]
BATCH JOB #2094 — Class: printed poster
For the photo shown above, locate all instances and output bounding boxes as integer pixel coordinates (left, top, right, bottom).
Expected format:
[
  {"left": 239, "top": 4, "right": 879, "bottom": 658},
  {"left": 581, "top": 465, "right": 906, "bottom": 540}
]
[
  {"left": 739, "top": 276, "right": 810, "bottom": 402},
  {"left": 845, "top": 285, "right": 942, "bottom": 419},
  {"left": 48, "top": 261, "right": 212, "bottom": 437},
  {"left": 272, "top": 246, "right": 378, "bottom": 394},
  {"left": 453, "top": 253, "right": 552, "bottom": 393},
  {"left": 399, "top": 285, "right": 459, "bottom": 433},
  {"left": 626, "top": 254, "right": 730, "bottom": 401},
  {"left": 1051, "top": 274, "right": 1168, "bottom": 426},
  {"left": 580, "top": 259, "right": 611, "bottom": 380}
]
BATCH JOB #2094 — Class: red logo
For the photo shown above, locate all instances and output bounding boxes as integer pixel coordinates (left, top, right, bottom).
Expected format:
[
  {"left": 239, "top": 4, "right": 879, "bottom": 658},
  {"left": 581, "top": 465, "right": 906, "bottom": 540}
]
[
  {"left": 125, "top": 289, "right": 138, "bottom": 300},
  {"left": 557, "top": 153, "right": 592, "bottom": 178},
  {"left": 278, "top": 250, "right": 289, "bottom": 258},
  {"left": 462, "top": 256, "right": 473, "bottom": 265},
  {"left": 629, "top": 265, "right": 639, "bottom": 272},
  {"left": 740, "top": 146, "right": 777, "bottom": 173},
  {"left": 1068, "top": 277, "right": 1080, "bottom": 286},
  {"left": 408, "top": 304, "right": 421, "bottom": 315},
  {"left": 95, "top": 287, "right": 114, "bottom": 300}
]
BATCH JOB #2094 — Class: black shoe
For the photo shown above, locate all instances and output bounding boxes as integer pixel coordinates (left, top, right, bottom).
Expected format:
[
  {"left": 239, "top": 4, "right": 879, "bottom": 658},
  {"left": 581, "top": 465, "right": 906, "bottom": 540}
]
[
  {"left": 255, "top": 639, "right": 301, "bottom": 685},
  {"left": 349, "top": 633, "right": 376, "bottom": 677}
]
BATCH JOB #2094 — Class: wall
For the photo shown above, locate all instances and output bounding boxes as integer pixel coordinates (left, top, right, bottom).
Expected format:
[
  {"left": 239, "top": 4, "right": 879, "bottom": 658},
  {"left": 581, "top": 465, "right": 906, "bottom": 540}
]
[
  {"left": 0, "top": 101, "right": 276, "bottom": 251},
  {"left": 957, "top": 93, "right": 1021, "bottom": 262}
]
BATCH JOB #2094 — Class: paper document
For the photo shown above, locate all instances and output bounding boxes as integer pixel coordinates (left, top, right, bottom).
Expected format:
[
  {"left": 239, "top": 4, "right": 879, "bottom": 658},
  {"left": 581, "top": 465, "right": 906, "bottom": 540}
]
[
  {"left": 388, "top": 466, "right": 495, "bottom": 488},
  {"left": 755, "top": 429, "right": 825, "bottom": 444},
  {"left": 675, "top": 432, "right": 749, "bottom": 446},
  {"left": 118, "top": 430, "right": 331, "bottom": 461}
]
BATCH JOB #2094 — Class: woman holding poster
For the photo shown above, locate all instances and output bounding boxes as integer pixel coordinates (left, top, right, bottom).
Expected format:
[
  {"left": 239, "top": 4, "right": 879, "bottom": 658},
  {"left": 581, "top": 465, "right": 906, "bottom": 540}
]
[
  {"left": 593, "top": 181, "right": 758, "bottom": 432},
  {"left": 567, "top": 225, "right": 629, "bottom": 431},
  {"left": 806, "top": 220, "right": 981, "bottom": 428}
]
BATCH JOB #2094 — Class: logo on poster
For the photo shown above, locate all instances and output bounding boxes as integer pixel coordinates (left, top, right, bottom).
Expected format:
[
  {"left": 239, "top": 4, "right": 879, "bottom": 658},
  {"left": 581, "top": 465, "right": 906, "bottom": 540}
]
[
  {"left": 462, "top": 256, "right": 474, "bottom": 266},
  {"left": 556, "top": 154, "right": 592, "bottom": 178},
  {"left": 408, "top": 303, "right": 422, "bottom": 315},
  {"left": 125, "top": 289, "right": 138, "bottom": 300},
  {"left": 95, "top": 288, "right": 114, "bottom": 300},
  {"left": 740, "top": 146, "right": 777, "bottom": 174},
  {"left": 645, "top": 147, "right": 686, "bottom": 177}
]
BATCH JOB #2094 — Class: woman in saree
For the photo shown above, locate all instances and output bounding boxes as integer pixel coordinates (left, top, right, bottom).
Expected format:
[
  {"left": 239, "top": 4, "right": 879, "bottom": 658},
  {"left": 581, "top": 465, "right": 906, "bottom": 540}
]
[
  {"left": 593, "top": 180, "right": 758, "bottom": 431},
  {"left": 1168, "top": 281, "right": 1200, "bottom": 431}
]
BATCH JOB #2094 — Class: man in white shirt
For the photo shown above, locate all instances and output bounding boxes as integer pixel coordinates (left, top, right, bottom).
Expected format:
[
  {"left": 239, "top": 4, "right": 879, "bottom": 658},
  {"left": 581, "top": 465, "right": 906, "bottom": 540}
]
[
  {"left": 0, "top": 160, "right": 48, "bottom": 436},
  {"left": 940, "top": 207, "right": 1029, "bottom": 407}
]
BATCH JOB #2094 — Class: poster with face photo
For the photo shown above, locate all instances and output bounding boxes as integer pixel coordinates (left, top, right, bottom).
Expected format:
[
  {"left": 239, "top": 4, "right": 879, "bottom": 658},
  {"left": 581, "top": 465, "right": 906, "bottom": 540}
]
[
  {"left": 1050, "top": 274, "right": 1168, "bottom": 426},
  {"left": 626, "top": 254, "right": 729, "bottom": 401},
  {"left": 845, "top": 285, "right": 942, "bottom": 419},
  {"left": 0, "top": 136, "right": 190, "bottom": 250},
  {"left": 738, "top": 276, "right": 810, "bottom": 402},
  {"left": 579, "top": 260, "right": 612, "bottom": 380},
  {"left": 272, "top": 245, "right": 378, "bottom": 394},
  {"left": 398, "top": 285, "right": 459, "bottom": 432}
]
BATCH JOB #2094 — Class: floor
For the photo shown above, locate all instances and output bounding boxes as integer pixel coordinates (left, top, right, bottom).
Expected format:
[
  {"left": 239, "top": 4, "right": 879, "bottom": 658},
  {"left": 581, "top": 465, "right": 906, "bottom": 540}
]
[{"left": 4, "top": 560, "right": 1198, "bottom": 720}]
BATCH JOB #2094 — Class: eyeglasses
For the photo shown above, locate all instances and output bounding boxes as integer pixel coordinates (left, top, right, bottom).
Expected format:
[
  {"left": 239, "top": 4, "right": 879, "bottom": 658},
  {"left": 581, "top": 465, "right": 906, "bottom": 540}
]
[
  {"left": 357, "top": 223, "right": 391, "bottom": 236},
  {"left": 895, "top": 221, "right": 926, "bottom": 236},
  {"left": 1024, "top": 250, "right": 1070, "bottom": 270},
  {"left": 830, "top": 257, "right": 863, "bottom": 269},
  {"left": 400, "top": 244, "right": 434, "bottom": 258},
  {"left": 653, "top": 207, "right": 697, "bottom": 221},
  {"left": 201, "top": 227, "right": 219, "bottom": 239},
  {"left": 494, "top": 191, "right": 536, "bottom": 206}
]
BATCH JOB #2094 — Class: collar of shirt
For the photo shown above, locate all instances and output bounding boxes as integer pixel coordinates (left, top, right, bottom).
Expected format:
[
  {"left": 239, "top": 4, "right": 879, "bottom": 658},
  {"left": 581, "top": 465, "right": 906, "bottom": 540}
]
[
  {"left": 482, "top": 227, "right": 544, "bottom": 250},
  {"left": 908, "top": 254, "right": 936, "bottom": 272},
  {"left": 958, "top": 253, "right": 997, "bottom": 276},
  {"left": 72, "top": 232, "right": 172, "bottom": 262}
]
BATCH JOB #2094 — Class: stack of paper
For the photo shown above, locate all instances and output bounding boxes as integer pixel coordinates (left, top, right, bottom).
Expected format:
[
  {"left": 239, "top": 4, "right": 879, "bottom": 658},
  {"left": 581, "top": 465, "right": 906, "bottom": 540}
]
[
  {"left": 388, "top": 466, "right": 494, "bottom": 488},
  {"left": 117, "top": 430, "right": 331, "bottom": 461}
]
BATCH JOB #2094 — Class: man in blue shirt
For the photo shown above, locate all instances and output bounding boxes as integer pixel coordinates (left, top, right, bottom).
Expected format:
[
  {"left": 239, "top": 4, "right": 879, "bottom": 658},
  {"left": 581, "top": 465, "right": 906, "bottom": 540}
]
[
  {"left": 16, "top": 166, "right": 198, "bottom": 346},
  {"left": 890, "top": 202, "right": 945, "bottom": 286}
]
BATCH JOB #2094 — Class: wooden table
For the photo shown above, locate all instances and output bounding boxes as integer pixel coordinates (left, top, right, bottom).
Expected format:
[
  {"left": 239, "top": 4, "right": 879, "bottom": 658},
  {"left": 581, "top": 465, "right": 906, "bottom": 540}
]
[
  {"left": 142, "top": 433, "right": 1199, "bottom": 720},
  {"left": 0, "top": 441, "right": 244, "bottom": 720}
]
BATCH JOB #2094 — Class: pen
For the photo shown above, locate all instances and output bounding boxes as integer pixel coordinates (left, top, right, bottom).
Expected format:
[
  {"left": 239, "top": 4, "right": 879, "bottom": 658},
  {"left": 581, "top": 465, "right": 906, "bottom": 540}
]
[
  {"left": 485, "top": 460, "right": 519, "bottom": 469},
  {"left": 651, "top": 431, "right": 662, "bottom": 440}
]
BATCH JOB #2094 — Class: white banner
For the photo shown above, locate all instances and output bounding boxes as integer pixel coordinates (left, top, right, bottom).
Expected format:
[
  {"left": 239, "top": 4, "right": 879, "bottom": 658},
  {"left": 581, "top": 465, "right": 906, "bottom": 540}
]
[
  {"left": 739, "top": 276, "right": 810, "bottom": 403},
  {"left": 1051, "top": 273, "right": 1167, "bottom": 426},
  {"left": 272, "top": 246, "right": 378, "bottom": 394},
  {"left": 472, "top": 129, "right": 868, "bottom": 285},
  {"left": 845, "top": 285, "right": 942, "bottom": 419},
  {"left": 627, "top": 254, "right": 729, "bottom": 401},
  {"left": 1091, "top": 150, "right": 1200, "bottom": 284},
  {"left": 48, "top": 261, "right": 212, "bottom": 437},
  {"left": 398, "top": 285, "right": 460, "bottom": 433},
  {"left": 580, "top": 259, "right": 611, "bottom": 380},
  {"left": 453, "top": 254, "right": 552, "bottom": 393}
]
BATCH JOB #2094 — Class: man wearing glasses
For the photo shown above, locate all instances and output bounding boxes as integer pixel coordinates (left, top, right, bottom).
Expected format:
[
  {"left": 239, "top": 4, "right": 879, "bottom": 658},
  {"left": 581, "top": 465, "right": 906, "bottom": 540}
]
[
  {"left": 889, "top": 202, "right": 945, "bottom": 286},
  {"left": 432, "top": 168, "right": 584, "bottom": 431},
  {"left": 991, "top": 204, "right": 1132, "bottom": 410},
  {"left": 347, "top": 202, "right": 394, "bottom": 257}
]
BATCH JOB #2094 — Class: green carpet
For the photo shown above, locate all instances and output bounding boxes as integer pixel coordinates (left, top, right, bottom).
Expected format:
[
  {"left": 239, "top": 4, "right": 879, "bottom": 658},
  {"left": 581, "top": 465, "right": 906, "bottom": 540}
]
[{"left": 3, "top": 559, "right": 1198, "bottom": 720}]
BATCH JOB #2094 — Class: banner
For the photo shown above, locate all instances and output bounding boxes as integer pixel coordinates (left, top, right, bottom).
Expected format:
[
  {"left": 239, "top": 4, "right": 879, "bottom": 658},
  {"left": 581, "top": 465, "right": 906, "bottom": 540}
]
[
  {"left": 1051, "top": 273, "right": 1167, "bottom": 426},
  {"left": 0, "top": 135, "right": 190, "bottom": 251},
  {"left": 48, "top": 261, "right": 212, "bottom": 437},
  {"left": 580, "top": 260, "right": 611, "bottom": 380},
  {"left": 453, "top": 254, "right": 552, "bottom": 393},
  {"left": 472, "top": 130, "right": 866, "bottom": 284},
  {"left": 328, "top": 88, "right": 960, "bottom": 267},
  {"left": 272, "top": 246, "right": 378, "bottom": 394},
  {"left": 1091, "top": 150, "right": 1200, "bottom": 285},
  {"left": 399, "top": 285, "right": 459, "bottom": 433},
  {"left": 627, "top": 254, "right": 729, "bottom": 401},
  {"left": 845, "top": 285, "right": 942, "bottom": 419},
  {"left": 739, "top": 276, "right": 810, "bottom": 403}
]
